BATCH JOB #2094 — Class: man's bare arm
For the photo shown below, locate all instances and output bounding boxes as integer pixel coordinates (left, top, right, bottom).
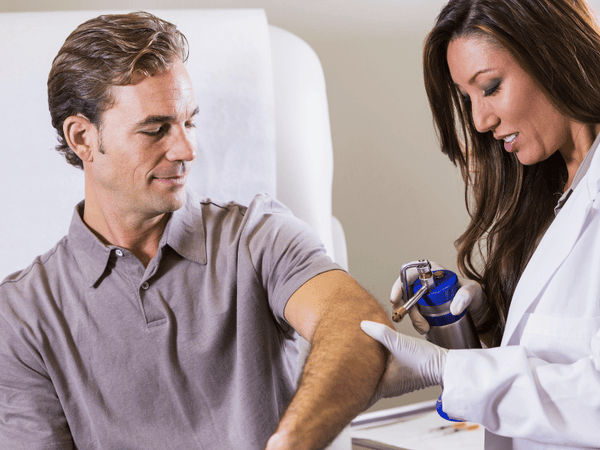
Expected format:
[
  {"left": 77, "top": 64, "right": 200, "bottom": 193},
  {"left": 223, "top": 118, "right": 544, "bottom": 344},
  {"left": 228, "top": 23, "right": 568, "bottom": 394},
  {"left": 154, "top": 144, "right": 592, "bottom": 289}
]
[{"left": 265, "top": 270, "right": 393, "bottom": 450}]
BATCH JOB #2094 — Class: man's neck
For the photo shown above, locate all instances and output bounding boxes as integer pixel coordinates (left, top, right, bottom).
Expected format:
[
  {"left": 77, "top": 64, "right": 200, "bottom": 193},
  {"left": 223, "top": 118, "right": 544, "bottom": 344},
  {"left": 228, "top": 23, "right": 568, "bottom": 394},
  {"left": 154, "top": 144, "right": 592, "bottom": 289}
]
[{"left": 82, "top": 198, "right": 170, "bottom": 268}]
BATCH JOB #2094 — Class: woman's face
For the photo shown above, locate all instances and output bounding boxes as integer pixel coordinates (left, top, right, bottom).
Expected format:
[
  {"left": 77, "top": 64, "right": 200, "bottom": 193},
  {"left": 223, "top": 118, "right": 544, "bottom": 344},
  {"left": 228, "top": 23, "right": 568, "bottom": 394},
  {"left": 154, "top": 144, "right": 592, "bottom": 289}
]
[{"left": 447, "top": 34, "right": 581, "bottom": 166}]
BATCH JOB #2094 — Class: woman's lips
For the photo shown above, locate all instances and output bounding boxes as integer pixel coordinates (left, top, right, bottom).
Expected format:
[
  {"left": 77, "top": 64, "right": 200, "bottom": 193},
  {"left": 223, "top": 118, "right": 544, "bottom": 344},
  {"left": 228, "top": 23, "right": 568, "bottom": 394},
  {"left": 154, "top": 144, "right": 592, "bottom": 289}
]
[{"left": 503, "top": 133, "right": 519, "bottom": 152}]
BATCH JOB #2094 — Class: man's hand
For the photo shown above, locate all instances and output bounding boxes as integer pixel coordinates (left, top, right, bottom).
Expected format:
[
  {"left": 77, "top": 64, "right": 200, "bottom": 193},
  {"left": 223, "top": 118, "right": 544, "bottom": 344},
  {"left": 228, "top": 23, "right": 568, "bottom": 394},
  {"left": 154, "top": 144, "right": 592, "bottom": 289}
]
[
  {"left": 264, "top": 432, "right": 291, "bottom": 450},
  {"left": 361, "top": 321, "right": 448, "bottom": 397}
]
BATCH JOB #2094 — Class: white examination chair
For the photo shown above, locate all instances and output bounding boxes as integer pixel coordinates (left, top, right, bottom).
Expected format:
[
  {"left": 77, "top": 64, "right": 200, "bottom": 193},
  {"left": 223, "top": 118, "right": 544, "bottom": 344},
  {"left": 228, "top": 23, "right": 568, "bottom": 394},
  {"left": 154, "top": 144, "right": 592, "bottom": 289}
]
[{"left": 0, "top": 9, "right": 350, "bottom": 449}]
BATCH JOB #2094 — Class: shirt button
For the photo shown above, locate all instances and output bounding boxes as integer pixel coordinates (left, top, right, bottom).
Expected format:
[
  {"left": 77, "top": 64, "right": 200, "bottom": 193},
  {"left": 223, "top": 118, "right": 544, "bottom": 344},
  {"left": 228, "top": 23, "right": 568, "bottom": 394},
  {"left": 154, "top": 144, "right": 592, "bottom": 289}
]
[
  {"left": 115, "top": 249, "right": 124, "bottom": 257},
  {"left": 141, "top": 281, "right": 150, "bottom": 290}
]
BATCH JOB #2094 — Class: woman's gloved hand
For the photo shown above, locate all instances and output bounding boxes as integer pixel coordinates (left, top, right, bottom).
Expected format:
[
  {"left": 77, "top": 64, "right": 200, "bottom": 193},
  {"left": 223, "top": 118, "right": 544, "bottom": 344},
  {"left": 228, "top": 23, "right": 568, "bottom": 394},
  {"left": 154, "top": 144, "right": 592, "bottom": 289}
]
[
  {"left": 390, "top": 261, "right": 490, "bottom": 334},
  {"left": 361, "top": 321, "right": 448, "bottom": 404}
]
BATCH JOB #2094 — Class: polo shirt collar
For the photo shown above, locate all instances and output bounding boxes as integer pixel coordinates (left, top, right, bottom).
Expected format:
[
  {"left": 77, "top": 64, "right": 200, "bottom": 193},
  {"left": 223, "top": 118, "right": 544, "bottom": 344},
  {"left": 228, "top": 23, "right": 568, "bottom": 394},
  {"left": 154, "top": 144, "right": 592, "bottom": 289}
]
[
  {"left": 160, "top": 191, "right": 207, "bottom": 266},
  {"left": 68, "top": 201, "right": 113, "bottom": 288},
  {"left": 68, "top": 192, "right": 207, "bottom": 288}
]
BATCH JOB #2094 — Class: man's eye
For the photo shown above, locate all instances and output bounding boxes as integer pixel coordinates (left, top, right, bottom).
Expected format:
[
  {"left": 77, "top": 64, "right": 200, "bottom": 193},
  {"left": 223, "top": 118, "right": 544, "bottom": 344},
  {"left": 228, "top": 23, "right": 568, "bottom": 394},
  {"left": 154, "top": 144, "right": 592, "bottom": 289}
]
[{"left": 142, "top": 125, "right": 168, "bottom": 136}]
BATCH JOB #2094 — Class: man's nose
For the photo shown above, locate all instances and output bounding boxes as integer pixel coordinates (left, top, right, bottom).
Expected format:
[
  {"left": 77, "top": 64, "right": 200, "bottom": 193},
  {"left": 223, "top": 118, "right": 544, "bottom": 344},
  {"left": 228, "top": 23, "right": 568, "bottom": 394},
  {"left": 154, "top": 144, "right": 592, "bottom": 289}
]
[{"left": 167, "top": 126, "right": 197, "bottom": 162}]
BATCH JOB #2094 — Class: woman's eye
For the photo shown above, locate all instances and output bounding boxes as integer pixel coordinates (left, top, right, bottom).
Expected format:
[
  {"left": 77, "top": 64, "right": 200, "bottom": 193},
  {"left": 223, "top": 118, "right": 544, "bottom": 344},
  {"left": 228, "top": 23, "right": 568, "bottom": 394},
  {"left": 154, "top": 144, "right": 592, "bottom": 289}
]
[{"left": 484, "top": 80, "right": 501, "bottom": 97}]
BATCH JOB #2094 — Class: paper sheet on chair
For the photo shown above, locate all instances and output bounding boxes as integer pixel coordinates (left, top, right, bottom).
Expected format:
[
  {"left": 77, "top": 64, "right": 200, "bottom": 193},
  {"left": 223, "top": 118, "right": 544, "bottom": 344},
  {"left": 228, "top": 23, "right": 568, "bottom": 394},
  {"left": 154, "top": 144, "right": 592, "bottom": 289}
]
[
  {"left": 158, "top": 9, "right": 277, "bottom": 206},
  {"left": 352, "top": 409, "right": 484, "bottom": 450}
]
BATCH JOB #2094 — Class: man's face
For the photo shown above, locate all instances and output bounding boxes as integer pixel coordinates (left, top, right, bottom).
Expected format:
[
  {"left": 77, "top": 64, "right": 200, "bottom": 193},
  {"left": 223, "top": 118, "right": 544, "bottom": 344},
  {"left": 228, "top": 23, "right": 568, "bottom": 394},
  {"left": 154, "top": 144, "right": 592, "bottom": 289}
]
[{"left": 88, "top": 58, "right": 198, "bottom": 219}]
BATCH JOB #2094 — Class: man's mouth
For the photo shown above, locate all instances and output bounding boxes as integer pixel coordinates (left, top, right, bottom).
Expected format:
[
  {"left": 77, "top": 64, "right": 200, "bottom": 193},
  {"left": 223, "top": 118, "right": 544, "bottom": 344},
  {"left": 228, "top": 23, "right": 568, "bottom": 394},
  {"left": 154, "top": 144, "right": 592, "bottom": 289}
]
[{"left": 152, "top": 174, "right": 187, "bottom": 186}]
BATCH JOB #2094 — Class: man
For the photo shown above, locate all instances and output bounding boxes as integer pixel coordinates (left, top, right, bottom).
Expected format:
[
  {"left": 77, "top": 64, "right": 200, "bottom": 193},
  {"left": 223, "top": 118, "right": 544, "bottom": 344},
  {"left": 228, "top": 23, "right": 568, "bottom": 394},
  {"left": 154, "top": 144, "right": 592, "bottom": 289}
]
[{"left": 0, "top": 12, "right": 392, "bottom": 449}]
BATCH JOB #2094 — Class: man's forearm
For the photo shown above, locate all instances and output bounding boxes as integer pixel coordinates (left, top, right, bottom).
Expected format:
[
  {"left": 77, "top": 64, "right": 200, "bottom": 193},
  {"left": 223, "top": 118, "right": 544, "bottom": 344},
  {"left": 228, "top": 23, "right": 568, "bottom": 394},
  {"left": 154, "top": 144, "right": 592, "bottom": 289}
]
[{"left": 267, "top": 281, "right": 392, "bottom": 450}]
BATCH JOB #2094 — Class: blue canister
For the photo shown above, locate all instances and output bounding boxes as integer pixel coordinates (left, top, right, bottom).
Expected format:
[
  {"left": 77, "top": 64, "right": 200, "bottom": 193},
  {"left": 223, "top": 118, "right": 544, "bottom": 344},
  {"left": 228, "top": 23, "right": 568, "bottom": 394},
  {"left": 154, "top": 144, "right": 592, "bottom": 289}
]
[
  {"left": 413, "top": 269, "right": 479, "bottom": 423},
  {"left": 411, "top": 269, "right": 481, "bottom": 350}
]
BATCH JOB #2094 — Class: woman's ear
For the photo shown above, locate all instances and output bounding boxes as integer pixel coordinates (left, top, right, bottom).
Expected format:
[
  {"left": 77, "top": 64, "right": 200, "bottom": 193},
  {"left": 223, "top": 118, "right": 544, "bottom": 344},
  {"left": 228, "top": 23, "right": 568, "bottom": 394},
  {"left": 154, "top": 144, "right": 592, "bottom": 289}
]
[{"left": 63, "top": 115, "right": 98, "bottom": 163}]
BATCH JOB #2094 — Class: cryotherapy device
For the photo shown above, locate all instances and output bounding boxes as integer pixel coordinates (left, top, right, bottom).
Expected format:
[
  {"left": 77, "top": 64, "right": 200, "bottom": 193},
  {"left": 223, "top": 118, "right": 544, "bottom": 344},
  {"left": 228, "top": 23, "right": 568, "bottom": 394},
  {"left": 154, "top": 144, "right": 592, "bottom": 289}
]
[
  {"left": 392, "top": 260, "right": 481, "bottom": 350},
  {"left": 392, "top": 260, "right": 481, "bottom": 422}
]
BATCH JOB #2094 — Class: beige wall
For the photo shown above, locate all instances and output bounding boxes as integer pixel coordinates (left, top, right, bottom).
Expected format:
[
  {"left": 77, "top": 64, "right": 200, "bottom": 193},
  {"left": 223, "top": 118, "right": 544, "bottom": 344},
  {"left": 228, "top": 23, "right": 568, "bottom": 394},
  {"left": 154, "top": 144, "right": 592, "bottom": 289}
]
[{"left": 0, "top": 0, "right": 483, "bottom": 411}]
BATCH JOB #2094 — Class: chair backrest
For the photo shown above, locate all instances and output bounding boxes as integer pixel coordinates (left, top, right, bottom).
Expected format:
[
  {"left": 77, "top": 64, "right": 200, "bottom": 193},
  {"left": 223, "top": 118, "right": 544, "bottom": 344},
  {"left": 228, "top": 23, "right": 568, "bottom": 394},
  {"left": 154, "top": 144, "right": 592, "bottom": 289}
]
[{"left": 0, "top": 9, "right": 347, "bottom": 279}]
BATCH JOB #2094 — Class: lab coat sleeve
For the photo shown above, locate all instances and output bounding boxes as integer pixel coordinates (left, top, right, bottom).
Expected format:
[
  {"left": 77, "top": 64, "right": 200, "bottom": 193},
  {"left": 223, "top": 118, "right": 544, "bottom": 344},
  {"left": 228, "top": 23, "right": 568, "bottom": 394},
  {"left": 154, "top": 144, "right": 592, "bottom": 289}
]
[{"left": 442, "top": 344, "right": 600, "bottom": 447}]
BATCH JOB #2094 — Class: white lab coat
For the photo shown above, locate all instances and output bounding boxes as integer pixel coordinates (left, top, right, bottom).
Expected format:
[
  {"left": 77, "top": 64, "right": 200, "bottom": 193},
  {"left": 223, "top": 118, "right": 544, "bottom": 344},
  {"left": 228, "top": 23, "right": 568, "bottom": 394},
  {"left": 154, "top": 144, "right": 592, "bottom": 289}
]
[{"left": 442, "top": 138, "right": 600, "bottom": 449}]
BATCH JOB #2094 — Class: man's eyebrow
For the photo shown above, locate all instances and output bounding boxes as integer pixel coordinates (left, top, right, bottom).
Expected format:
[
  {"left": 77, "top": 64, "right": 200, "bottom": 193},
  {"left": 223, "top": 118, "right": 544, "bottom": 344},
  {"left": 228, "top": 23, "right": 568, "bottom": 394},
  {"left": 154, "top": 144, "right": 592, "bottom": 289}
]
[
  {"left": 135, "top": 115, "right": 175, "bottom": 128},
  {"left": 135, "top": 106, "right": 200, "bottom": 128}
]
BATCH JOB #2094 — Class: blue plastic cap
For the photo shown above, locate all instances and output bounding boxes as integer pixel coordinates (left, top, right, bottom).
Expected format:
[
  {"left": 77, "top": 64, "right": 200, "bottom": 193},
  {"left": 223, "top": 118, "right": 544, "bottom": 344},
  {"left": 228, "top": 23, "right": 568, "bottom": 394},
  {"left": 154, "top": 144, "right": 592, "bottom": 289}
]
[
  {"left": 436, "top": 394, "right": 462, "bottom": 422},
  {"left": 412, "top": 270, "right": 459, "bottom": 306}
]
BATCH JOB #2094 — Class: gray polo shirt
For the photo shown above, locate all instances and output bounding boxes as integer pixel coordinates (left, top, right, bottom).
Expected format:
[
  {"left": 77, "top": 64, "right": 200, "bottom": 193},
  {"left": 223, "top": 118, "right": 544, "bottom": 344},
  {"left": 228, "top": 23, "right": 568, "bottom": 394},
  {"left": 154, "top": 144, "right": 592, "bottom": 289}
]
[{"left": 0, "top": 193, "right": 341, "bottom": 449}]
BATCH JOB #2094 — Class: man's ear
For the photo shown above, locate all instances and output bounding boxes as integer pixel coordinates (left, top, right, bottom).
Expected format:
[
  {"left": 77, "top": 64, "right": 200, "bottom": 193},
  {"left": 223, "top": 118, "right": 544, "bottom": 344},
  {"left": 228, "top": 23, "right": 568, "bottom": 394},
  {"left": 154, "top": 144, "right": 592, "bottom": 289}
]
[{"left": 63, "top": 115, "right": 98, "bottom": 163}]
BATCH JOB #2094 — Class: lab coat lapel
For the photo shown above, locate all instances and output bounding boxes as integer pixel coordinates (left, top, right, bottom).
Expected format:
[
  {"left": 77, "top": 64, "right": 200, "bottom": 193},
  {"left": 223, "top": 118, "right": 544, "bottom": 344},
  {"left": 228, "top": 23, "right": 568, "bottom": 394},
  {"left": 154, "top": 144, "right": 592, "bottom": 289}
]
[{"left": 502, "top": 147, "right": 600, "bottom": 346}]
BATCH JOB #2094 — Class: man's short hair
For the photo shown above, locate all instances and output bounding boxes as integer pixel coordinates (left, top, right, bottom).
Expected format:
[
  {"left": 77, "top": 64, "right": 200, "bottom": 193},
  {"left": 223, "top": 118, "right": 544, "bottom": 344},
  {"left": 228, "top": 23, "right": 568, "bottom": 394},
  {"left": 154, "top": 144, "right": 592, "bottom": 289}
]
[{"left": 47, "top": 11, "right": 189, "bottom": 169}]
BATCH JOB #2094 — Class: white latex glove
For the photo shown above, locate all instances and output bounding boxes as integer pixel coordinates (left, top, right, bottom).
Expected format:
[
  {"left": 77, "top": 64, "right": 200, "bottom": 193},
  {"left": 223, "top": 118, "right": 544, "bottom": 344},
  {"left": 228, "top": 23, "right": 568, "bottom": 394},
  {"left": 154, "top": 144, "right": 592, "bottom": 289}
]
[
  {"left": 390, "top": 261, "right": 489, "bottom": 334},
  {"left": 361, "top": 321, "right": 448, "bottom": 401}
]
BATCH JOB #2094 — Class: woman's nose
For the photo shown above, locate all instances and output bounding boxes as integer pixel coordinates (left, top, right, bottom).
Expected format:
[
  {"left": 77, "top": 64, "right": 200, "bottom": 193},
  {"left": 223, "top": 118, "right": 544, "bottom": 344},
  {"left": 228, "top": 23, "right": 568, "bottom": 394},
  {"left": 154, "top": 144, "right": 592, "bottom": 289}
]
[{"left": 471, "top": 99, "right": 499, "bottom": 134}]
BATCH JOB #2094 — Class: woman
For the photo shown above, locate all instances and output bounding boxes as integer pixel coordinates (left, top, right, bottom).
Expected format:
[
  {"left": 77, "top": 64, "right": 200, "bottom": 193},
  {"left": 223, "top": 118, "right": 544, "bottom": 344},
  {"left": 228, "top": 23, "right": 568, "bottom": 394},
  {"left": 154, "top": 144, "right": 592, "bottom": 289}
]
[{"left": 361, "top": 0, "right": 600, "bottom": 448}]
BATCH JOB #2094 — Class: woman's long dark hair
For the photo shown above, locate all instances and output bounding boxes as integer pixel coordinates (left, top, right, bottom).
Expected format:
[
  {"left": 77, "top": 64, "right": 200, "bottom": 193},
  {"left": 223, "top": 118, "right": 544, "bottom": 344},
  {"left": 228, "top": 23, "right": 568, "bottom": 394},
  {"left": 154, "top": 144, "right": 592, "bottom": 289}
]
[{"left": 423, "top": 0, "right": 600, "bottom": 345}]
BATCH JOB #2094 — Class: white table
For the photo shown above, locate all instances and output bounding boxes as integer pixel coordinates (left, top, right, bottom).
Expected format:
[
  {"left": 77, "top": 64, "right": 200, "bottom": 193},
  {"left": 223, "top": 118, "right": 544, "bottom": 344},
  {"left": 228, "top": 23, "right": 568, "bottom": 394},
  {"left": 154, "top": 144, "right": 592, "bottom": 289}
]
[{"left": 351, "top": 400, "right": 484, "bottom": 450}]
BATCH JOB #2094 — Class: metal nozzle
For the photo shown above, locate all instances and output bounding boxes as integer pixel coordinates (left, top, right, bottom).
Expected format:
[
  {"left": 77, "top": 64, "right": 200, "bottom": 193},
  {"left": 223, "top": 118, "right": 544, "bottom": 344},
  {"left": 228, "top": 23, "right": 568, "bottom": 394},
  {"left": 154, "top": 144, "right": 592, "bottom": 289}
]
[{"left": 392, "top": 260, "right": 433, "bottom": 323}]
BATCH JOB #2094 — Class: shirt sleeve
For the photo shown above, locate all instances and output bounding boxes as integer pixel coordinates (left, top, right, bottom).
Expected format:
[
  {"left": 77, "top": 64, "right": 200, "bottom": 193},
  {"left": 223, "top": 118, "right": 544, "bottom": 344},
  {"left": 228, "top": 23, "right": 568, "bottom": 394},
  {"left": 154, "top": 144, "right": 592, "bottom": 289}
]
[
  {"left": 0, "top": 312, "right": 74, "bottom": 449},
  {"left": 243, "top": 194, "right": 342, "bottom": 330},
  {"left": 442, "top": 342, "right": 600, "bottom": 447}
]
